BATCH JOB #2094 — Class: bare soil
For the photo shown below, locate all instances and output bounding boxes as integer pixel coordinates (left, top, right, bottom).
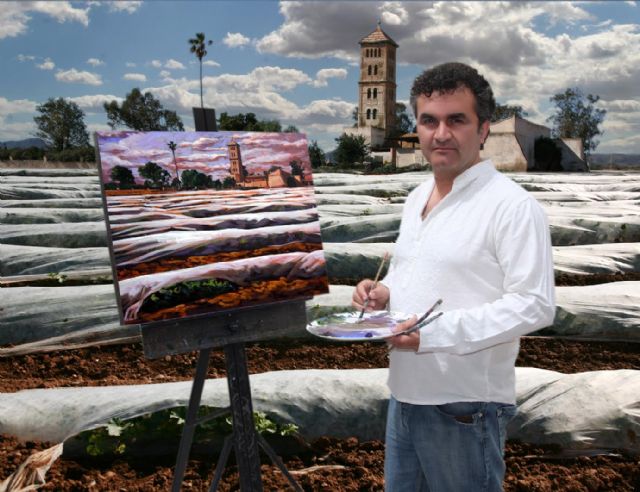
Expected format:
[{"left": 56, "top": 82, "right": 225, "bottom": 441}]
[{"left": 1, "top": 337, "right": 639, "bottom": 490}]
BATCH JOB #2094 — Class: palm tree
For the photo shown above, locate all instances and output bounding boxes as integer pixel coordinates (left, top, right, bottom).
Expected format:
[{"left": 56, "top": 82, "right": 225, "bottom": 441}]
[
  {"left": 188, "top": 32, "right": 213, "bottom": 110},
  {"left": 168, "top": 140, "right": 179, "bottom": 185}
]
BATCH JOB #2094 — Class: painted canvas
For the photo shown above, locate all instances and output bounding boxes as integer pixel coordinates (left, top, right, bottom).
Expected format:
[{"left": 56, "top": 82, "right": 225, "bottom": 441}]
[{"left": 95, "top": 131, "right": 329, "bottom": 326}]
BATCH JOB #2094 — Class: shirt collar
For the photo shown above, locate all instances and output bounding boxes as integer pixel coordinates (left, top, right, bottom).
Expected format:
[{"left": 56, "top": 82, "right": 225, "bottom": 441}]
[{"left": 451, "top": 159, "right": 495, "bottom": 193}]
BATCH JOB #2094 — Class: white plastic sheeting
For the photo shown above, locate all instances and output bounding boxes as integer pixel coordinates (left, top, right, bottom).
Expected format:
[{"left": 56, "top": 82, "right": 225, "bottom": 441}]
[{"left": 1, "top": 367, "right": 638, "bottom": 455}]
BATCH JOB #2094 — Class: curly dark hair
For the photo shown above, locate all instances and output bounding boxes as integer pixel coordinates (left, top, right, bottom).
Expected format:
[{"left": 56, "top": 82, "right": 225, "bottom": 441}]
[{"left": 410, "top": 62, "right": 496, "bottom": 125}]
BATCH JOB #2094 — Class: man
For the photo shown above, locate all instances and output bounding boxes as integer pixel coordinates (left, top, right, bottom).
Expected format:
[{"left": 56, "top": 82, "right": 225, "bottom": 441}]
[{"left": 352, "top": 62, "right": 556, "bottom": 491}]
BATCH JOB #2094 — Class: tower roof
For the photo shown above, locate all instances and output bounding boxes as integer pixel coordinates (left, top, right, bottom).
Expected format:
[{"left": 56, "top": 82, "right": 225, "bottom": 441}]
[{"left": 359, "top": 23, "right": 398, "bottom": 47}]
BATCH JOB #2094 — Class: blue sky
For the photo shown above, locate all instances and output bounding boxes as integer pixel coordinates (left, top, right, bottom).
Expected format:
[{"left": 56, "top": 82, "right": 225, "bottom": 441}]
[{"left": 1, "top": 1, "right": 639, "bottom": 153}]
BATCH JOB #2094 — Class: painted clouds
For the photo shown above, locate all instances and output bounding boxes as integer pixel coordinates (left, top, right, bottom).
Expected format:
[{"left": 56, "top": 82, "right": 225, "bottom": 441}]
[{"left": 96, "top": 131, "right": 311, "bottom": 185}]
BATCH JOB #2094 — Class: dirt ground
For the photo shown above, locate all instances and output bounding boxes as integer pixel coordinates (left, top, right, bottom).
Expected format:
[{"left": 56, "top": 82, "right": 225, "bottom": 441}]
[{"left": 1, "top": 337, "right": 639, "bottom": 491}]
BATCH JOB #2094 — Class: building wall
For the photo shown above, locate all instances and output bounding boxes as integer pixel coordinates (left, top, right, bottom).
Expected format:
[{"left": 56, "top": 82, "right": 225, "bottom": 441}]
[
  {"left": 395, "top": 149, "right": 427, "bottom": 168},
  {"left": 481, "top": 133, "right": 528, "bottom": 172},
  {"left": 558, "top": 139, "right": 588, "bottom": 171},
  {"left": 343, "top": 126, "right": 387, "bottom": 149}
]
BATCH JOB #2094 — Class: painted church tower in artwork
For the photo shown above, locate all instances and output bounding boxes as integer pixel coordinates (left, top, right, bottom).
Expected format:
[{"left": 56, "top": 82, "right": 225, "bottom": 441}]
[
  {"left": 357, "top": 22, "right": 398, "bottom": 143},
  {"left": 228, "top": 139, "right": 247, "bottom": 183}
]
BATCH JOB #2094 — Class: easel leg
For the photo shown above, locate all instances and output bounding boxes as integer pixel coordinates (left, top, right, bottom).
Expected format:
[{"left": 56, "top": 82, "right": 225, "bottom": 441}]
[
  {"left": 224, "top": 342, "right": 264, "bottom": 492},
  {"left": 172, "top": 348, "right": 212, "bottom": 492}
]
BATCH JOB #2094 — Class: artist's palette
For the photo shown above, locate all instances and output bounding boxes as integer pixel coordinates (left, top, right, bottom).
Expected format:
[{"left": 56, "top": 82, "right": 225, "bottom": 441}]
[{"left": 306, "top": 311, "right": 408, "bottom": 341}]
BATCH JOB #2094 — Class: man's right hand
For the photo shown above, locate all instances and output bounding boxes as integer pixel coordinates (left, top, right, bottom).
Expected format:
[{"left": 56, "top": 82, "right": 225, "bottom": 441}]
[{"left": 352, "top": 279, "right": 390, "bottom": 311}]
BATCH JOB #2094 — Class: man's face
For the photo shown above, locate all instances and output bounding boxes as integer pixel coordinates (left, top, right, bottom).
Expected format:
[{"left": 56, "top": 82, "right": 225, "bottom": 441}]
[{"left": 415, "top": 87, "right": 489, "bottom": 180}]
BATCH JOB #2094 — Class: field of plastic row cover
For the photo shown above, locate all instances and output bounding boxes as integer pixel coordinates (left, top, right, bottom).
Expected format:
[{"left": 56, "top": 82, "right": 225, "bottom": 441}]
[
  {"left": 1, "top": 167, "right": 639, "bottom": 353},
  {"left": 1, "top": 165, "right": 640, "bottom": 462}
]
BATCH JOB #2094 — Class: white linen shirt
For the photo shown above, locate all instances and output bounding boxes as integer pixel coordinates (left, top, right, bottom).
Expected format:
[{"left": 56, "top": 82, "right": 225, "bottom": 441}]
[{"left": 382, "top": 160, "right": 555, "bottom": 405}]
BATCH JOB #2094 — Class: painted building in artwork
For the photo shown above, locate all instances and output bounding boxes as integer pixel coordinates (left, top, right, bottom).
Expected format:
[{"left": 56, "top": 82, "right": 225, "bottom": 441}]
[
  {"left": 227, "top": 140, "right": 312, "bottom": 188},
  {"left": 344, "top": 23, "right": 398, "bottom": 149}
]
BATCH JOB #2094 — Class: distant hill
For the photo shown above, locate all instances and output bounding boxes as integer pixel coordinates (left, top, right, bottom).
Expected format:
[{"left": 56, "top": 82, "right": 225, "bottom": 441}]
[
  {"left": 589, "top": 153, "right": 640, "bottom": 169},
  {"left": 0, "top": 138, "right": 47, "bottom": 149}
]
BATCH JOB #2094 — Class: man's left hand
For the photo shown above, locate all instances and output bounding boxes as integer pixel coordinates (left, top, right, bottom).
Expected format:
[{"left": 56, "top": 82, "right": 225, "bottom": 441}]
[{"left": 387, "top": 315, "right": 420, "bottom": 350}]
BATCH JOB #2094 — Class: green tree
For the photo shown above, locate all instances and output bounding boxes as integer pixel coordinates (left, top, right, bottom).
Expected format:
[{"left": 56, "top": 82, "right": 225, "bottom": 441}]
[
  {"left": 34, "top": 98, "right": 89, "bottom": 151},
  {"left": 547, "top": 87, "right": 606, "bottom": 157},
  {"left": 259, "top": 120, "right": 281, "bottom": 132},
  {"left": 218, "top": 112, "right": 282, "bottom": 132},
  {"left": 110, "top": 165, "right": 135, "bottom": 189},
  {"left": 139, "top": 161, "right": 170, "bottom": 188},
  {"left": 389, "top": 102, "right": 415, "bottom": 138},
  {"left": 222, "top": 176, "right": 236, "bottom": 189},
  {"left": 104, "top": 88, "right": 184, "bottom": 131},
  {"left": 492, "top": 103, "right": 528, "bottom": 123},
  {"left": 283, "top": 125, "right": 299, "bottom": 133},
  {"left": 333, "top": 133, "right": 370, "bottom": 167},
  {"left": 181, "top": 169, "right": 214, "bottom": 189},
  {"left": 188, "top": 32, "right": 213, "bottom": 110},
  {"left": 167, "top": 141, "right": 179, "bottom": 184},
  {"left": 308, "top": 140, "right": 326, "bottom": 168},
  {"left": 351, "top": 106, "right": 358, "bottom": 127}
]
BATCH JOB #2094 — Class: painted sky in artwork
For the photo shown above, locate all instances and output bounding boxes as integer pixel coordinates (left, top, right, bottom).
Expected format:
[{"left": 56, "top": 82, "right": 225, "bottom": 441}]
[
  {"left": 1, "top": 1, "right": 640, "bottom": 153},
  {"left": 97, "top": 131, "right": 311, "bottom": 185}
]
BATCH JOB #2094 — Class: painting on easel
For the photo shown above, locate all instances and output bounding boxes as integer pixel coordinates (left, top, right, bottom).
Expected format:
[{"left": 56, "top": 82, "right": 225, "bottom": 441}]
[{"left": 96, "top": 131, "right": 329, "bottom": 326}]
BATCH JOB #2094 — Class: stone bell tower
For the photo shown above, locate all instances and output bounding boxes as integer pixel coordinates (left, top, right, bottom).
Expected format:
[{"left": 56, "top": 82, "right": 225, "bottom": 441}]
[
  {"left": 228, "top": 139, "right": 246, "bottom": 183},
  {"left": 357, "top": 22, "right": 398, "bottom": 145}
]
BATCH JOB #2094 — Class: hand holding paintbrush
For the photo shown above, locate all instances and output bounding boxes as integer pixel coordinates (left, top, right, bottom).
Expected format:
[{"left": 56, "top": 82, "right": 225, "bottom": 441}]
[{"left": 358, "top": 252, "right": 390, "bottom": 319}]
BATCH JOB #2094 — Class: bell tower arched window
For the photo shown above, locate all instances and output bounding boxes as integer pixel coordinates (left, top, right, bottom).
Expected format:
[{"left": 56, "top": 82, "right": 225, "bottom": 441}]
[
  {"left": 372, "top": 109, "right": 377, "bottom": 119},
  {"left": 366, "top": 109, "right": 371, "bottom": 119}
]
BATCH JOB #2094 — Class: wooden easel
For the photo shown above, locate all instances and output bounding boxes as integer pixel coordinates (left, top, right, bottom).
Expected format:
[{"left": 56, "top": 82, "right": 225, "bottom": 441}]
[{"left": 142, "top": 299, "right": 307, "bottom": 491}]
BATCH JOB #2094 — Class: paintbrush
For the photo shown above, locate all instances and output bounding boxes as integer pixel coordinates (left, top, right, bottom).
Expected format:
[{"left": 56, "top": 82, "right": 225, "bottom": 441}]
[
  {"left": 413, "top": 298, "right": 442, "bottom": 326},
  {"left": 358, "top": 252, "right": 389, "bottom": 319},
  {"left": 393, "top": 311, "right": 443, "bottom": 337}
]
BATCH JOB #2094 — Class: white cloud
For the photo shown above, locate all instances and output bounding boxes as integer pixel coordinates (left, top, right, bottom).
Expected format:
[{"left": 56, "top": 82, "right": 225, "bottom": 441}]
[
  {"left": 106, "top": 1, "right": 142, "bottom": 13},
  {"left": 123, "top": 72, "right": 147, "bottom": 82},
  {"left": 1, "top": 2, "right": 89, "bottom": 39},
  {"left": 126, "top": 62, "right": 136, "bottom": 68},
  {"left": 165, "top": 59, "right": 186, "bottom": 70},
  {"left": 203, "top": 60, "right": 220, "bottom": 67},
  {"left": 379, "top": 2, "right": 409, "bottom": 25},
  {"left": 17, "top": 54, "right": 35, "bottom": 62},
  {"left": 159, "top": 70, "right": 171, "bottom": 79},
  {"left": 312, "top": 68, "right": 348, "bottom": 87},
  {"left": 0, "top": 96, "right": 37, "bottom": 115},
  {"left": 0, "top": 97, "right": 38, "bottom": 141},
  {"left": 223, "top": 32, "right": 251, "bottom": 48},
  {"left": 604, "top": 100, "right": 640, "bottom": 113},
  {"left": 36, "top": 57, "right": 55, "bottom": 70},
  {"left": 87, "top": 57, "right": 104, "bottom": 67},
  {"left": 55, "top": 68, "right": 103, "bottom": 86},
  {"left": 151, "top": 59, "right": 186, "bottom": 70},
  {"left": 66, "top": 94, "right": 122, "bottom": 111}
]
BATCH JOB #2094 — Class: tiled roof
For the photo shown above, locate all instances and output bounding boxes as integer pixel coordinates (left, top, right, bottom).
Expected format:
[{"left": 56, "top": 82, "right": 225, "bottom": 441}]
[{"left": 360, "top": 24, "right": 398, "bottom": 47}]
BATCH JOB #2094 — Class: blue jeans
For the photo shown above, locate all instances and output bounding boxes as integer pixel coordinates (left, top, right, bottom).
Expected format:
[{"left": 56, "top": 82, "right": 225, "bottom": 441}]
[{"left": 384, "top": 396, "right": 517, "bottom": 492}]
